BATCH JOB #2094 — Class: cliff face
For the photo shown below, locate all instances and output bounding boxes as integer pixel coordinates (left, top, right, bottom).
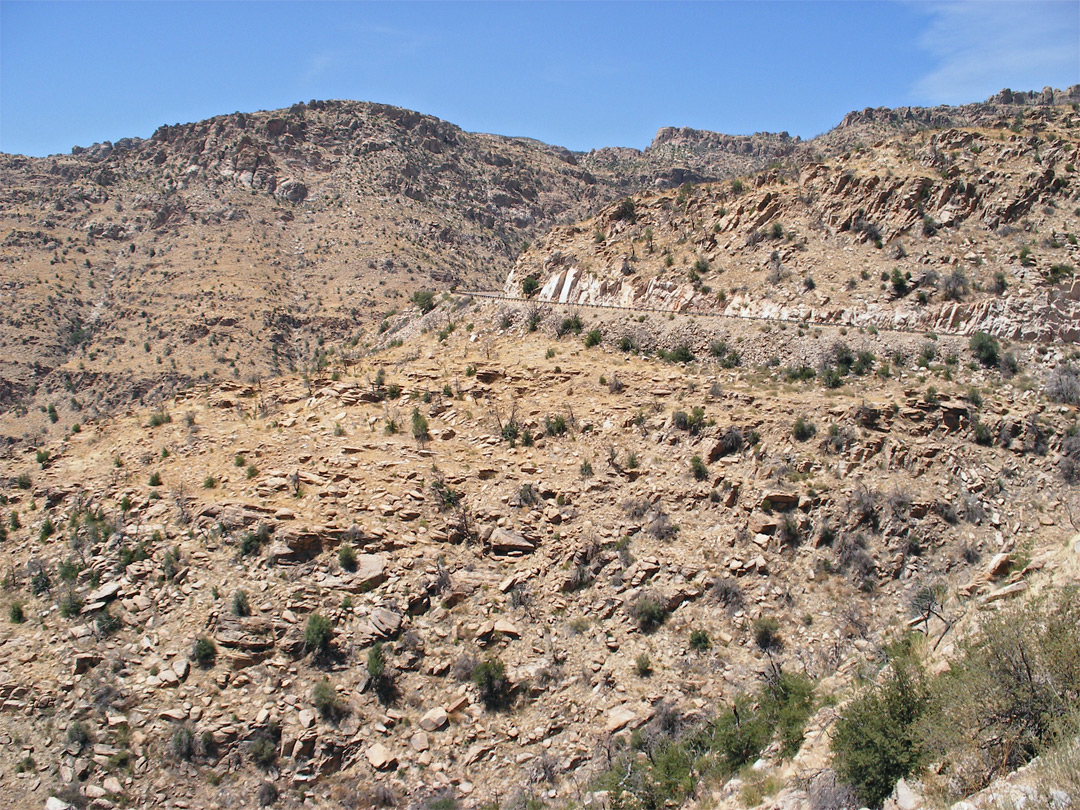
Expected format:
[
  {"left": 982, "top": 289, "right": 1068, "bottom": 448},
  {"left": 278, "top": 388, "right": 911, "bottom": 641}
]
[{"left": 507, "top": 107, "right": 1080, "bottom": 345}]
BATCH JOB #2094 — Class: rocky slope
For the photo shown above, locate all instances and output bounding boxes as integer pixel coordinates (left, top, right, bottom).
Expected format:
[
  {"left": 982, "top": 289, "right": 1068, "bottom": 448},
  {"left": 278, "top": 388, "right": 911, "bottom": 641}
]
[
  {"left": 2, "top": 90, "right": 1078, "bottom": 447},
  {"left": 1, "top": 293, "right": 1078, "bottom": 810},
  {"left": 506, "top": 103, "right": 1080, "bottom": 345}
]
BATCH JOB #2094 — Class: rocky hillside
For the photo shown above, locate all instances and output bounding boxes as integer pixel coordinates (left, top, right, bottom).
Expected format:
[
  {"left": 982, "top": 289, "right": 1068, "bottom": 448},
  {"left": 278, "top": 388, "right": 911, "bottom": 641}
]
[
  {"left": 506, "top": 101, "right": 1080, "bottom": 346},
  {"left": 1, "top": 292, "right": 1078, "bottom": 810},
  {"left": 2, "top": 90, "right": 1077, "bottom": 446}
]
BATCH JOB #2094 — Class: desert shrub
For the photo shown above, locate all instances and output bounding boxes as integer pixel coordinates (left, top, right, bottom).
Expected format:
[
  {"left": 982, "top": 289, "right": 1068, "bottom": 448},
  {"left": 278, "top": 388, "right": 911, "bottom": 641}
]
[
  {"left": 9, "top": 601, "right": 25, "bottom": 623},
  {"left": 835, "top": 532, "right": 876, "bottom": 588},
  {"left": 337, "top": 543, "right": 357, "bottom": 572},
  {"left": 777, "top": 514, "right": 801, "bottom": 547},
  {"left": 712, "top": 692, "right": 772, "bottom": 772},
  {"left": 659, "top": 344, "right": 695, "bottom": 363},
  {"left": 67, "top": 721, "right": 91, "bottom": 750},
  {"left": 689, "top": 630, "right": 711, "bottom": 651},
  {"left": 518, "top": 483, "right": 539, "bottom": 506},
  {"left": 148, "top": 410, "right": 172, "bottom": 428},
  {"left": 921, "top": 591, "right": 1080, "bottom": 793},
  {"left": 973, "top": 419, "right": 992, "bottom": 445},
  {"left": 96, "top": 608, "right": 122, "bottom": 636},
  {"left": 544, "top": 414, "right": 567, "bottom": 436},
  {"left": 258, "top": 782, "right": 279, "bottom": 807},
  {"left": 635, "top": 653, "right": 653, "bottom": 677},
  {"left": 753, "top": 616, "right": 783, "bottom": 652},
  {"left": 1061, "top": 436, "right": 1080, "bottom": 483},
  {"left": 831, "top": 649, "right": 929, "bottom": 808},
  {"left": 227, "top": 590, "right": 250, "bottom": 618},
  {"left": 557, "top": 313, "right": 583, "bottom": 336},
  {"left": 822, "top": 424, "right": 855, "bottom": 454},
  {"left": 1046, "top": 363, "right": 1080, "bottom": 405},
  {"left": 192, "top": 636, "right": 216, "bottom": 668},
  {"left": 942, "top": 268, "right": 969, "bottom": 301},
  {"left": 411, "top": 290, "right": 436, "bottom": 314},
  {"left": 521, "top": 276, "right": 540, "bottom": 297},
  {"left": 250, "top": 732, "right": 278, "bottom": 770},
  {"left": 584, "top": 329, "right": 602, "bottom": 348},
  {"left": 631, "top": 594, "right": 668, "bottom": 633},
  {"left": 969, "top": 331, "right": 1000, "bottom": 368},
  {"left": 473, "top": 657, "right": 511, "bottom": 711},
  {"left": 793, "top": 416, "right": 817, "bottom": 441},
  {"left": 890, "top": 268, "right": 909, "bottom": 296},
  {"left": 690, "top": 455, "right": 709, "bottom": 481},
  {"left": 305, "top": 613, "right": 333, "bottom": 655},
  {"left": 411, "top": 408, "right": 429, "bottom": 442},
  {"left": 711, "top": 578, "right": 744, "bottom": 610},
  {"left": 849, "top": 484, "right": 880, "bottom": 530},
  {"left": 312, "top": 677, "right": 346, "bottom": 720},
  {"left": 716, "top": 427, "right": 744, "bottom": 456},
  {"left": 31, "top": 567, "right": 51, "bottom": 595},
  {"left": 672, "top": 406, "right": 705, "bottom": 435},
  {"left": 171, "top": 726, "right": 196, "bottom": 761},
  {"left": 613, "top": 197, "right": 637, "bottom": 222}
]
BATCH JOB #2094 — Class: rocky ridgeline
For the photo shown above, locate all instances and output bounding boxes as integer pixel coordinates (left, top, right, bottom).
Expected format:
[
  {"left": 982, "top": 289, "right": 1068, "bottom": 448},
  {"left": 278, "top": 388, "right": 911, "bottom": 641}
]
[
  {"left": 1, "top": 293, "right": 1078, "bottom": 809},
  {"left": 506, "top": 110, "right": 1080, "bottom": 344}
]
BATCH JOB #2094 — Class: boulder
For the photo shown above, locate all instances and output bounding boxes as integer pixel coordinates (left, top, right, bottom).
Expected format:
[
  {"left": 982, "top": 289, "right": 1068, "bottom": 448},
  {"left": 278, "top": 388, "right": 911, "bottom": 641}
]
[
  {"left": 419, "top": 707, "right": 448, "bottom": 732},
  {"left": 275, "top": 179, "right": 308, "bottom": 203},
  {"left": 489, "top": 527, "right": 536, "bottom": 555},
  {"left": 366, "top": 743, "right": 397, "bottom": 771}
]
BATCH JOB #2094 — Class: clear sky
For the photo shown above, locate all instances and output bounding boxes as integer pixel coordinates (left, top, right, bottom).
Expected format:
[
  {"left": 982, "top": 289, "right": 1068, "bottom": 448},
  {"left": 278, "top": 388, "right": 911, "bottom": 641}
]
[{"left": 1, "top": 1, "right": 1077, "bottom": 157}]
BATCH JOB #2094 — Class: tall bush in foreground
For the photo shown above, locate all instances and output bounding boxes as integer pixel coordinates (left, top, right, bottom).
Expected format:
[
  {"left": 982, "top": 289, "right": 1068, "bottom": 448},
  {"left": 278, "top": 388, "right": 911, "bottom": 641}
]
[{"left": 831, "top": 646, "right": 929, "bottom": 807}]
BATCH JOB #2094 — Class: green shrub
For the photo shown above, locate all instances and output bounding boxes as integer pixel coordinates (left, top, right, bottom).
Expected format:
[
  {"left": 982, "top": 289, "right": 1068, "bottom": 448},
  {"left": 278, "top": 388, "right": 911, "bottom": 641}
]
[
  {"left": 970, "top": 331, "right": 1000, "bottom": 368},
  {"left": 712, "top": 692, "right": 771, "bottom": 772},
  {"left": 9, "top": 601, "right": 25, "bottom": 623},
  {"left": 58, "top": 590, "right": 84, "bottom": 618},
  {"left": 792, "top": 416, "right": 817, "bottom": 441},
  {"left": 921, "top": 592, "right": 1080, "bottom": 793},
  {"left": 305, "top": 612, "right": 333, "bottom": 654},
  {"left": 689, "top": 630, "right": 711, "bottom": 651},
  {"left": 544, "top": 415, "right": 567, "bottom": 436},
  {"left": 16, "top": 472, "right": 31, "bottom": 490},
  {"left": 690, "top": 455, "right": 708, "bottom": 481},
  {"left": 659, "top": 344, "right": 695, "bottom": 364},
  {"left": 96, "top": 609, "right": 122, "bottom": 636},
  {"left": 337, "top": 544, "right": 357, "bottom": 572},
  {"left": 635, "top": 653, "right": 653, "bottom": 677},
  {"left": 584, "top": 329, "right": 602, "bottom": 348},
  {"left": 613, "top": 197, "right": 637, "bottom": 223},
  {"left": 753, "top": 616, "right": 782, "bottom": 652},
  {"left": 192, "top": 636, "right": 217, "bottom": 668},
  {"left": 148, "top": 472, "right": 162, "bottom": 487},
  {"left": 171, "top": 726, "right": 195, "bottom": 761},
  {"left": 890, "top": 268, "right": 909, "bottom": 296},
  {"left": 148, "top": 410, "right": 171, "bottom": 428},
  {"left": 312, "top": 677, "right": 345, "bottom": 720},
  {"left": 831, "top": 650, "right": 928, "bottom": 807},
  {"left": 672, "top": 406, "right": 706, "bottom": 434},
  {"left": 521, "top": 276, "right": 540, "bottom": 297},
  {"left": 631, "top": 595, "right": 668, "bottom": 633},
  {"left": 67, "top": 721, "right": 91, "bottom": 750},
  {"left": 30, "top": 568, "right": 51, "bottom": 595},
  {"left": 411, "top": 408, "right": 429, "bottom": 442},
  {"left": 473, "top": 657, "right": 511, "bottom": 711},
  {"left": 232, "top": 589, "right": 251, "bottom": 617},
  {"left": 557, "top": 314, "right": 584, "bottom": 336},
  {"left": 411, "top": 290, "right": 436, "bottom": 314}
]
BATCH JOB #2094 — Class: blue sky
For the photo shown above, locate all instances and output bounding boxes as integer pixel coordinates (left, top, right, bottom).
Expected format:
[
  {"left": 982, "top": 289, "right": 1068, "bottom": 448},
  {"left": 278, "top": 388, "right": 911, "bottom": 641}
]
[{"left": 1, "top": 1, "right": 1077, "bottom": 157}]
